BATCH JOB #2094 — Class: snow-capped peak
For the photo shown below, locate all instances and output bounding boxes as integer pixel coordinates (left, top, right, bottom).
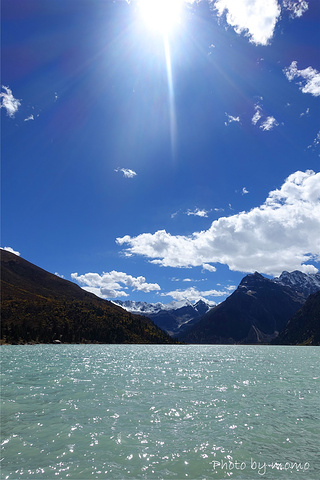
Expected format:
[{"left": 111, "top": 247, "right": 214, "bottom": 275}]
[
  {"left": 273, "top": 270, "right": 320, "bottom": 298},
  {"left": 112, "top": 298, "right": 213, "bottom": 315}
]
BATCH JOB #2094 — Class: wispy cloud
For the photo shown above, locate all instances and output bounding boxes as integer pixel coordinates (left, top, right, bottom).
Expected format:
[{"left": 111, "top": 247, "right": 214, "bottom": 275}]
[
  {"left": 117, "top": 170, "right": 320, "bottom": 276},
  {"left": 225, "top": 112, "right": 240, "bottom": 125},
  {"left": 300, "top": 107, "right": 310, "bottom": 117},
  {"left": 115, "top": 168, "right": 137, "bottom": 178},
  {"left": 307, "top": 131, "right": 320, "bottom": 151},
  {"left": 284, "top": 61, "right": 320, "bottom": 97},
  {"left": 24, "top": 114, "right": 34, "bottom": 122},
  {"left": 283, "top": 0, "right": 308, "bottom": 18},
  {"left": 214, "top": 0, "right": 281, "bottom": 45},
  {"left": 251, "top": 103, "right": 278, "bottom": 131},
  {"left": 1, "top": 246, "right": 21, "bottom": 256},
  {"left": 71, "top": 270, "right": 160, "bottom": 299},
  {"left": 242, "top": 187, "right": 249, "bottom": 195},
  {"left": 252, "top": 104, "right": 262, "bottom": 125},
  {"left": 260, "top": 116, "right": 279, "bottom": 131},
  {"left": 0, "top": 86, "right": 21, "bottom": 118},
  {"left": 185, "top": 208, "right": 211, "bottom": 218}
]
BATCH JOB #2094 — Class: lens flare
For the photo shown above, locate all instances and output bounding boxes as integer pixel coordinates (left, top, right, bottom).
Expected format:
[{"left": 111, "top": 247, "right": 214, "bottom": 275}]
[{"left": 139, "top": 0, "right": 183, "bottom": 34}]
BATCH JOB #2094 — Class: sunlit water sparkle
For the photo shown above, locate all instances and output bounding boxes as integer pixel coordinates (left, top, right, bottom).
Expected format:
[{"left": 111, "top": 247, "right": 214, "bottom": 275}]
[{"left": 1, "top": 345, "right": 319, "bottom": 479}]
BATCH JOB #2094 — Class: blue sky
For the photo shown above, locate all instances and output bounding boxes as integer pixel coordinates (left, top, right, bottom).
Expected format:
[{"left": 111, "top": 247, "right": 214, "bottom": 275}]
[{"left": 2, "top": 0, "right": 320, "bottom": 305}]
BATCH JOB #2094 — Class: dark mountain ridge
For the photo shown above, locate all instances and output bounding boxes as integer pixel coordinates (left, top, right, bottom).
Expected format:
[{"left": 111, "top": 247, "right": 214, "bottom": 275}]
[
  {"left": 273, "top": 290, "right": 320, "bottom": 346},
  {"left": 179, "top": 272, "right": 306, "bottom": 344},
  {"left": 0, "top": 250, "right": 174, "bottom": 345}
]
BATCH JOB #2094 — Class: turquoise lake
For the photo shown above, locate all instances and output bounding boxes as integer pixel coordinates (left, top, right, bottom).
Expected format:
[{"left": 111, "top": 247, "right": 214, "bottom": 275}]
[{"left": 1, "top": 345, "right": 319, "bottom": 479}]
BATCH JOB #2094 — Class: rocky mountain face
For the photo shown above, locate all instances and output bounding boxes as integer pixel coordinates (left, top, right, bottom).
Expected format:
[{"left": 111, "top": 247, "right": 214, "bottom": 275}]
[
  {"left": 0, "top": 250, "right": 174, "bottom": 345},
  {"left": 273, "top": 270, "right": 320, "bottom": 299},
  {"left": 113, "top": 299, "right": 214, "bottom": 335},
  {"left": 178, "top": 272, "right": 306, "bottom": 344}
]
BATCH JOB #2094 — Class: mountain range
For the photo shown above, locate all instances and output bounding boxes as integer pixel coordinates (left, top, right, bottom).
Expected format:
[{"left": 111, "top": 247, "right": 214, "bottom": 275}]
[
  {"left": 179, "top": 271, "right": 320, "bottom": 345},
  {"left": 114, "top": 270, "right": 320, "bottom": 344},
  {"left": 0, "top": 250, "right": 174, "bottom": 345},
  {"left": 1, "top": 249, "right": 319, "bottom": 345},
  {"left": 273, "top": 270, "right": 320, "bottom": 298},
  {"left": 113, "top": 299, "right": 214, "bottom": 336}
]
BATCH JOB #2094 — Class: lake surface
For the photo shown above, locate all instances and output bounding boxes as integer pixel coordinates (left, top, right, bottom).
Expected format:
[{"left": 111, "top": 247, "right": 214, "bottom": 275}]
[{"left": 1, "top": 345, "right": 319, "bottom": 479}]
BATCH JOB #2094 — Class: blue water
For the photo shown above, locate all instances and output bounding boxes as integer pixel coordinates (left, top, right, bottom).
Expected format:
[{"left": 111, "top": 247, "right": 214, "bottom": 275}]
[{"left": 1, "top": 345, "right": 319, "bottom": 479}]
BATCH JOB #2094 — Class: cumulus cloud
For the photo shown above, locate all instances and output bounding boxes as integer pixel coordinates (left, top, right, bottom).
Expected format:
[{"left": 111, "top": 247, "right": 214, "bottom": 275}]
[
  {"left": 117, "top": 170, "right": 320, "bottom": 276},
  {"left": 0, "top": 86, "right": 21, "bottom": 118},
  {"left": 1, "top": 246, "right": 21, "bottom": 256},
  {"left": 186, "top": 208, "right": 211, "bottom": 217},
  {"left": 115, "top": 168, "right": 137, "bottom": 178},
  {"left": 284, "top": 61, "right": 320, "bottom": 97},
  {"left": 71, "top": 270, "right": 160, "bottom": 299},
  {"left": 260, "top": 116, "right": 279, "bottom": 131},
  {"left": 214, "top": 0, "right": 281, "bottom": 45},
  {"left": 54, "top": 272, "right": 64, "bottom": 278},
  {"left": 282, "top": 0, "right": 308, "bottom": 18},
  {"left": 202, "top": 263, "right": 217, "bottom": 272}
]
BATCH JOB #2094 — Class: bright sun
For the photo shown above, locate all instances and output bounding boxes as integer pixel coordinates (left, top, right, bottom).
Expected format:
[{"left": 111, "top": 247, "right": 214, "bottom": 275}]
[{"left": 139, "top": 0, "right": 183, "bottom": 34}]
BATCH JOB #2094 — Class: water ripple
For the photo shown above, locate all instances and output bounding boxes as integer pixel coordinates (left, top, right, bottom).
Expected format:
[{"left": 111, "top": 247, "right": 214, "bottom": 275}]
[{"left": 1, "top": 345, "right": 319, "bottom": 479}]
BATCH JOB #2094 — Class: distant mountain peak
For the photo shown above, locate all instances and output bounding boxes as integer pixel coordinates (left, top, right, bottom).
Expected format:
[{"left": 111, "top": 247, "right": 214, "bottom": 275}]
[
  {"left": 113, "top": 298, "right": 214, "bottom": 336},
  {"left": 239, "top": 271, "right": 270, "bottom": 289},
  {"left": 274, "top": 270, "right": 320, "bottom": 299}
]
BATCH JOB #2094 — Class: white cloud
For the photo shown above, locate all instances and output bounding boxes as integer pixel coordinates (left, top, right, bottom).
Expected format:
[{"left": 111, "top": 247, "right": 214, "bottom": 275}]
[
  {"left": 208, "top": 43, "right": 216, "bottom": 54},
  {"left": 307, "top": 131, "right": 320, "bottom": 151},
  {"left": 186, "top": 207, "right": 210, "bottom": 217},
  {"left": 251, "top": 103, "right": 278, "bottom": 131},
  {"left": 284, "top": 61, "right": 320, "bottom": 97},
  {"left": 115, "top": 168, "right": 137, "bottom": 178},
  {"left": 242, "top": 187, "right": 249, "bottom": 195},
  {"left": 1, "top": 246, "right": 21, "bottom": 256},
  {"left": 202, "top": 263, "right": 217, "bottom": 272},
  {"left": 71, "top": 270, "right": 160, "bottom": 299},
  {"left": 214, "top": 0, "right": 281, "bottom": 45},
  {"left": 161, "top": 285, "right": 227, "bottom": 303},
  {"left": 117, "top": 170, "right": 320, "bottom": 276},
  {"left": 260, "top": 116, "right": 279, "bottom": 131},
  {"left": 300, "top": 107, "right": 310, "bottom": 117},
  {"left": 24, "top": 114, "right": 34, "bottom": 122},
  {"left": 0, "top": 86, "right": 21, "bottom": 118},
  {"left": 282, "top": 0, "right": 308, "bottom": 18},
  {"left": 54, "top": 272, "right": 64, "bottom": 278},
  {"left": 171, "top": 210, "right": 180, "bottom": 219},
  {"left": 225, "top": 113, "right": 240, "bottom": 125},
  {"left": 252, "top": 105, "right": 262, "bottom": 125}
]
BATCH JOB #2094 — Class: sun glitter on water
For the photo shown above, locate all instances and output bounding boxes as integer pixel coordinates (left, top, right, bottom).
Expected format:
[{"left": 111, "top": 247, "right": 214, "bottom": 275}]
[{"left": 138, "top": 0, "right": 183, "bottom": 34}]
